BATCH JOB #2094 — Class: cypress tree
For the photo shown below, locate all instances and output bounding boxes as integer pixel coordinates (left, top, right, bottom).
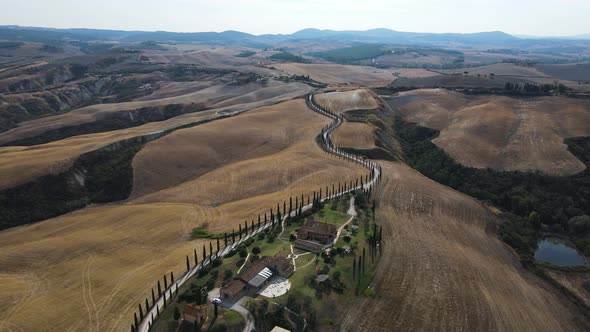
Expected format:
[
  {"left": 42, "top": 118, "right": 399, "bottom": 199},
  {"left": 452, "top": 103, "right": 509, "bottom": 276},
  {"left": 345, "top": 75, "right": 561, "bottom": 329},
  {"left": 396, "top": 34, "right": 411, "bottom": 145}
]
[
  {"left": 264, "top": 213, "right": 268, "bottom": 225},
  {"left": 163, "top": 290, "right": 167, "bottom": 309},
  {"left": 151, "top": 288, "right": 156, "bottom": 306},
  {"left": 209, "top": 242, "right": 213, "bottom": 257},
  {"left": 139, "top": 303, "right": 144, "bottom": 320},
  {"left": 283, "top": 201, "right": 286, "bottom": 216},
  {"left": 186, "top": 255, "right": 190, "bottom": 272},
  {"left": 289, "top": 197, "right": 293, "bottom": 215},
  {"left": 362, "top": 248, "right": 366, "bottom": 275},
  {"left": 295, "top": 196, "right": 299, "bottom": 215},
  {"left": 332, "top": 184, "right": 335, "bottom": 198},
  {"left": 232, "top": 229, "right": 235, "bottom": 243},
  {"left": 145, "top": 298, "right": 150, "bottom": 312},
  {"left": 157, "top": 280, "right": 162, "bottom": 297},
  {"left": 238, "top": 224, "right": 242, "bottom": 239},
  {"left": 134, "top": 312, "right": 139, "bottom": 328},
  {"left": 203, "top": 245, "right": 206, "bottom": 262},
  {"left": 244, "top": 221, "right": 248, "bottom": 235},
  {"left": 164, "top": 275, "right": 168, "bottom": 289},
  {"left": 171, "top": 271, "right": 175, "bottom": 284},
  {"left": 156, "top": 304, "right": 160, "bottom": 316},
  {"left": 216, "top": 238, "right": 220, "bottom": 253},
  {"left": 224, "top": 233, "right": 228, "bottom": 247},
  {"left": 258, "top": 214, "right": 261, "bottom": 226},
  {"left": 194, "top": 249, "right": 198, "bottom": 266},
  {"left": 251, "top": 220, "right": 255, "bottom": 233},
  {"left": 358, "top": 255, "right": 362, "bottom": 277}
]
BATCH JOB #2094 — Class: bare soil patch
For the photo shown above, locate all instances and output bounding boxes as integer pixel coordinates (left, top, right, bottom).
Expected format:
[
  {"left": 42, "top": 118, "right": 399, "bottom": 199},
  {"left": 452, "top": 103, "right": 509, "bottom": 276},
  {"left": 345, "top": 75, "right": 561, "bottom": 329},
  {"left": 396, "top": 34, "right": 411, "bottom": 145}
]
[
  {"left": 342, "top": 162, "right": 589, "bottom": 331},
  {"left": 314, "top": 89, "right": 379, "bottom": 113}
]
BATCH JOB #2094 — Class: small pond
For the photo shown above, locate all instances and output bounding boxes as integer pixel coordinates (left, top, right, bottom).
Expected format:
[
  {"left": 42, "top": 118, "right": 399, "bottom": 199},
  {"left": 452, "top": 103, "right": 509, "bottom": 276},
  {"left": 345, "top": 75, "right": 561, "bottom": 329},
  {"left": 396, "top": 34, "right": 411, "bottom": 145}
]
[{"left": 534, "top": 237, "right": 587, "bottom": 267}]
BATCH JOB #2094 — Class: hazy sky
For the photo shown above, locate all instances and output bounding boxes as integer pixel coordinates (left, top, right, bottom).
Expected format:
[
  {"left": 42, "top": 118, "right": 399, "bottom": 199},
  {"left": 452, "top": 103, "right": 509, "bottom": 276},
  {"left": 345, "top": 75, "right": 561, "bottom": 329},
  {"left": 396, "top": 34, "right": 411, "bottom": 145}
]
[{"left": 1, "top": 0, "right": 588, "bottom": 36}]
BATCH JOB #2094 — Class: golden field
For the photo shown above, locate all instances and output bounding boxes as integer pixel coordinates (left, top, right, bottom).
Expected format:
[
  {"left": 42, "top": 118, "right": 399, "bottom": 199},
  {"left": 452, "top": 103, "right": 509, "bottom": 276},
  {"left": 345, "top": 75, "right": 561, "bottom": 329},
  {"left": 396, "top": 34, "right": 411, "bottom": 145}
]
[
  {"left": 388, "top": 89, "right": 590, "bottom": 175},
  {"left": 0, "top": 99, "right": 367, "bottom": 332}
]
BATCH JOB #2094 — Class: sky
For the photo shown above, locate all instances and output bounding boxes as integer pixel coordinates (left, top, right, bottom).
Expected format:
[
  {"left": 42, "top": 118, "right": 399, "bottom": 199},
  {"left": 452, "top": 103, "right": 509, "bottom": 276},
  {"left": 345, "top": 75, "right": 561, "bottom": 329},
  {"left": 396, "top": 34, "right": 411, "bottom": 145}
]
[{"left": 0, "top": 0, "right": 589, "bottom": 37}]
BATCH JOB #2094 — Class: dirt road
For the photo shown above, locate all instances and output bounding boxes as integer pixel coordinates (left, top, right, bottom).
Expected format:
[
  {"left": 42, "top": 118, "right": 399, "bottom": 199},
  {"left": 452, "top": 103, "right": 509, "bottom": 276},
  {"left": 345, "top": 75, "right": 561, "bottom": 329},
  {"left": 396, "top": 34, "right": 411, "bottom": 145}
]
[{"left": 341, "top": 162, "right": 589, "bottom": 331}]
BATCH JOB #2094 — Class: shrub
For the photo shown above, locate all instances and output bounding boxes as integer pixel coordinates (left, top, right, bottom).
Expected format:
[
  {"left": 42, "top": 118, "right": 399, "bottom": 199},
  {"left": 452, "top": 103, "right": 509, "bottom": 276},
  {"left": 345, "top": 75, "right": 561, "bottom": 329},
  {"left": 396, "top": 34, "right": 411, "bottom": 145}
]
[
  {"left": 211, "top": 258, "right": 223, "bottom": 268},
  {"left": 252, "top": 247, "right": 261, "bottom": 255},
  {"left": 206, "top": 278, "right": 216, "bottom": 290},
  {"left": 198, "top": 266, "right": 211, "bottom": 278},
  {"left": 223, "top": 269, "right": 233, "bottom": 280},
  {"left": 267, "top": 234, "right": 276, "bottom": 243},
  {"left": 239, "top": 248, "right": 248, "bottom": 258}
]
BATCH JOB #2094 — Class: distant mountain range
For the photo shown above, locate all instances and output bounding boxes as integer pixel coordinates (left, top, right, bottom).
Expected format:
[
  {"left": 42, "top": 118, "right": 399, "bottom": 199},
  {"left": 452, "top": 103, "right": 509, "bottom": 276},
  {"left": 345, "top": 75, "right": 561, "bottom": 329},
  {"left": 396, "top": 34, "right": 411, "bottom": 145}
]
[{"left": 1, "top": 25, "right": 589, "bottom": 49}]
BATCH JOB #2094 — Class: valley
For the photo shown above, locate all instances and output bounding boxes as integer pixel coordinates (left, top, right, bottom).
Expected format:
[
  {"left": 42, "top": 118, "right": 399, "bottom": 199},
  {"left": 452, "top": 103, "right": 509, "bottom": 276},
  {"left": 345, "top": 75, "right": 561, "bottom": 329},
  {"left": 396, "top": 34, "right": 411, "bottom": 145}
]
[{"left": 0, "top": 24, "right": 589, "bottom": 332}]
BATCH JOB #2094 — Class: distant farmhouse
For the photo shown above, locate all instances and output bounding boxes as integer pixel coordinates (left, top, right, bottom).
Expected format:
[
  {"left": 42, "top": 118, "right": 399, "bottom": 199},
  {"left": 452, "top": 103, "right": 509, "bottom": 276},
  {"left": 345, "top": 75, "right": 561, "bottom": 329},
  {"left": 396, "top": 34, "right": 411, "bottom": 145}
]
[
  {"left": 295, "top": 220, "right": 337, "bottom": 253},
  {"left": 221, "top": 256, "right": 293, "bottom": 300}
]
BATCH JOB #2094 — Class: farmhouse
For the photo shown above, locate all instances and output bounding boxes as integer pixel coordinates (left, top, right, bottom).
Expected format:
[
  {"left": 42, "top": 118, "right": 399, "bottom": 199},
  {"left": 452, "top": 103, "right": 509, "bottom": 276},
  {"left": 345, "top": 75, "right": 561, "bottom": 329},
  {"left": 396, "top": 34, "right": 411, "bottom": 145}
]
[
  {"left": 297, "top": 220, "right": 337, "bottom": 244},
  {"left": 294, "top": 220, "right": 337, "bottom": 252},
  {"left": 294, "top": 239, "right": 323, "bottom": 253},
  {"left": 220, "top": 256, "right": 294, "bottom": 300}
]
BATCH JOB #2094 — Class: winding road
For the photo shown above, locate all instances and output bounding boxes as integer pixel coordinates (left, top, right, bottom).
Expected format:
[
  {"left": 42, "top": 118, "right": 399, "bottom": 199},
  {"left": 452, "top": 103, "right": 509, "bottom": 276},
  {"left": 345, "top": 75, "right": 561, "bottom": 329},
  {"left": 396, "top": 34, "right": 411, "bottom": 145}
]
[{"left": 135, "top": 93, "right": 381, "bottom": 332}]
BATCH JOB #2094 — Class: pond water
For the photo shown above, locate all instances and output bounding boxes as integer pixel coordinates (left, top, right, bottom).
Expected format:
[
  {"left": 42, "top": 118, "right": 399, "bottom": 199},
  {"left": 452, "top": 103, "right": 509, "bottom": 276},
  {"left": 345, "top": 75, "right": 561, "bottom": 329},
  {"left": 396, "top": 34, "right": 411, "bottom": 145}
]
[{"left": 534, "top": 237, "right": 587, "bottom": 267}]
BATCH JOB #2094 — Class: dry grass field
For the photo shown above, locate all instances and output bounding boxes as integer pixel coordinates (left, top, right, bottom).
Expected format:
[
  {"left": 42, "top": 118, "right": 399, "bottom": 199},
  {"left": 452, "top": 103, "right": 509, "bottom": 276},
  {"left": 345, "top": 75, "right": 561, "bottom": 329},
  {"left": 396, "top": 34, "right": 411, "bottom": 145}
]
[
  {"left": 440, "top": 62, "right": 590, "bottom": 89},
  {"left": 0, "top": 82, "right": 312, "bottom": 190},
  {"left": 0, "top": 80, "right": 308, "bottom": 146},
  {"left": 342, "top": 161, "right": 589, "bottom": 331},
  {"left": 544, "top": 270, "right": 590, "bottom": 308},
  {"left": 0, "top": 99, "right": 367, "bottom": 332},
  {"left": 331, "top": 122, "right": 376, "bottom": 149},
  {"left": 273, "top": 63, "right": 395, "bottom": 85},
  {"left": 314, "top": 89, "right": 379, "bottom": 113},
  {"left": 388, "top": 89, "right": 590, "bottom": 175}
]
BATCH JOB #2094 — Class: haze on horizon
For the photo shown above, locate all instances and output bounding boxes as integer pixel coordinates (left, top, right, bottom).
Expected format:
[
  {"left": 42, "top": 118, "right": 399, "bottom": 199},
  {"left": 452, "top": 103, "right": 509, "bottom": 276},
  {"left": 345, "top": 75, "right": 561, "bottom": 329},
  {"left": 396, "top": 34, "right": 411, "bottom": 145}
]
[{"left": 1, "top": 0, "right": 589, "bottom": 37}]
